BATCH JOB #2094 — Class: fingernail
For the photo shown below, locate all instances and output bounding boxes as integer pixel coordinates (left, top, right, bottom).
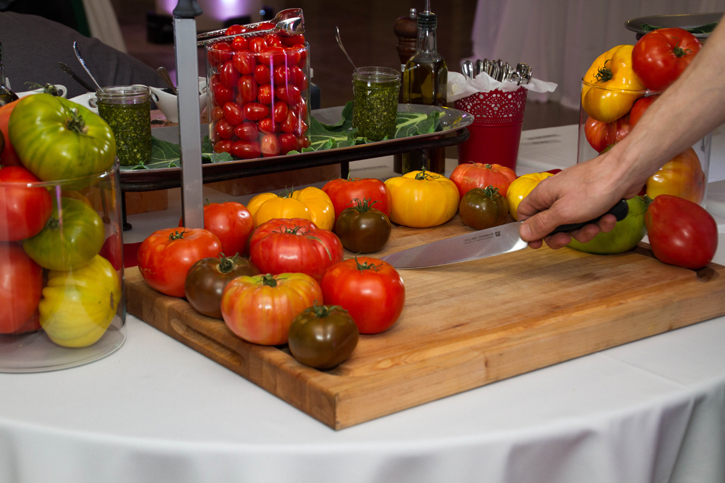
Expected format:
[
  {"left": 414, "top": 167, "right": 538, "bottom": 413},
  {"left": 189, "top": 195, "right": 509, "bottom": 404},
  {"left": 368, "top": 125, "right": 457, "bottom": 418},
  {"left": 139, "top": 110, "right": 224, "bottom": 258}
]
[{"left": 520, "top": 223, "right": 532, "bottom": 240}]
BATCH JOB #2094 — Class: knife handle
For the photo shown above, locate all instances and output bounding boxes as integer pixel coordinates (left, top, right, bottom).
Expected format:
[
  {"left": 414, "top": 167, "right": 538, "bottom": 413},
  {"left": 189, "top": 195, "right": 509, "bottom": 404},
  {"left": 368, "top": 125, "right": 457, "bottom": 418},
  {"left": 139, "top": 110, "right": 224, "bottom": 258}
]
[
  {"left": 549, "top": 199, "right": 629, "bottom": 235},
  {"left": 173, "top": 0, "right": 203, "bottom": 18}
]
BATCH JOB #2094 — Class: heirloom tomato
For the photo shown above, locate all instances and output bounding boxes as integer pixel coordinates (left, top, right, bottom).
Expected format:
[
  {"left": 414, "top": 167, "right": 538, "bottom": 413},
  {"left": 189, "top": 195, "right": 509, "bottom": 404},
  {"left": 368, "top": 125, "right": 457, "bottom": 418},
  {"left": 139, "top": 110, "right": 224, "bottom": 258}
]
[
  {"left": 9, "top": 94, "right": 116, "bottom": 181},
  {"left": 248, "top": 186, "right": 335, "bottom": 230},
  {"left": 185, "top": 254, "right": 259, "bottom": 319},
  {"left": 632, "top": 28, "right": 702, "bottom": 91},
  {"left": 178, "top": 201, "right": 254, "bottom": 257},
  {"left": 0, "top": 166, "right": 52, "bottom": 241},
  {"left": 322, "top": 176, "right": 392, "bottom": 220},
  {"left": 567, "top": 196, "right": 647, "bottom": 254},
  {"left": 221, "top": 272, "right": 322, "bottom": 345},
  {"left": 449, "top": 162, "right": 517, "bottom": 198},
  {"left": 12, "top": 311, "right": 42, "bottom": 335},
  {"left": 22, "top": 197, "right": 105, "bottom": 271},
  {"left": 288, "top": 303, "right": 359, "bottom": 370},
  {"left": 0, "top": 99, "right": 22, "bottom": 167},
  {"left": 0, "top": 243, "right": 43, "bottom": 334},
  {"left": 645, "top": 194, "right": 717, "bottom": 269},
  {"left": 581, "top": 45, "right": 645, "bottom": 123},
  {"left": 459, "top": 187, "right": 509, "bottom": 230},
  {"left": 646, "top": 147, "right": 705, "bottom": 204},
  {"left": 506, "top": 172, "right": 553, "bottom": 220},
  {"left": 249, "top": 218, "right": 343, "bottom": 281},
  {"left": 321, "top": 257, "right": 405, "bottom": 334},
  {"left": 138, "top": 228, "right": 222, "bottom": 298},
  {"left": 335, "top": 198, "right": 392, "bottom": 253},
  {"left": 584, "top": 115, "right": 632, "bottom": 153},
  {"left": 629, "top": 95, "right": 659, "bottom": 128},
  {"left": 384, "top": 169, "right": 460, "bottom": 228},
  {"left": 40, "top": 255, "right": 121, "bottom": 348}
]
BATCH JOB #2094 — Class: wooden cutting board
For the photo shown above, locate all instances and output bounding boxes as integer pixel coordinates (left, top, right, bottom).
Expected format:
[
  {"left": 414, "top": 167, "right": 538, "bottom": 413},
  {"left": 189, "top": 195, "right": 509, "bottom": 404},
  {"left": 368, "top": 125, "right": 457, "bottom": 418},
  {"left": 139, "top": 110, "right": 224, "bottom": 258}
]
[{"left": 125, "top": 216, "right": 725, "bottom": 430}]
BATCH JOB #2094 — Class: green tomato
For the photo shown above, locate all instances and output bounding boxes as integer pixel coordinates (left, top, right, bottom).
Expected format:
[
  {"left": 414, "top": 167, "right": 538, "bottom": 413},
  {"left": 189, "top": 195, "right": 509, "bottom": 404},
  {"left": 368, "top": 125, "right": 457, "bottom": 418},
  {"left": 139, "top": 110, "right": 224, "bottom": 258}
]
[
  {"left": 40, "top": 254, "right": 121, "bottom": 348},
  {"left": 23, "top": 197, "right": 105, "bottom": 271},
  {"left": 568, "top": 196, "right": 648, "bottom": 254},
  {"left": 8, "top": 93, "right": 116, "bottom": 181}
]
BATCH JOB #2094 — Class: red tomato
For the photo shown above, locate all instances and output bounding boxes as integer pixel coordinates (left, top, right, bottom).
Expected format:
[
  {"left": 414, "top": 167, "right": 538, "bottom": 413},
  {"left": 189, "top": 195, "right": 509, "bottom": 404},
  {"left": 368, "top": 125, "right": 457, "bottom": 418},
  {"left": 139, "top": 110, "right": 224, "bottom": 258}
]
[
  {"left": 279, "top": 132, "right": 299, "bottom": 154},
  {"left": 249, "top": 218, "right": 344, "bottom": 281},
  {"left": 449, "top": 162, "right": 517, "bottom": 198},
  {"left": 249, "top": 37, "right": 267, "bottom": 53},
  {"left": 99, "top": 226, "right": 123, "bottom": 271},
  {"left": 219, "top": 60, "right": 239, "bottom": 88},
  {"left": 213, "top": 83, "right": 234, "bottom": 106},
  {"left": 584, "top": 115, "right": 632, "bottom": 153},
  {"left": 281, "top": 34, "right": 305, "bottom": 46},
  {"left": 225, "top": 25, "right": 245, "bottom": 36},
  {"left": 0, "top": 166, "right": 52, "bottom": 241},
  {"left": 293, "top": 97, "right": 308, "bottom": 121},
  {"left": 260, "top": 133, "right": 280, "bottom": 157},
  {"left": 222, "top": 102, "right": 244, "bottom": 126},
  {"left": 275, "top": 85, "right": 301, "bottom": 105},
  {"left": 322, "top": 177, "right": 393, "bottom": 220},
  {"left": 178, "top": 202, "right": 255, "bottom": 257},
  {"left": 234, "top": 122, "right": 259, "bottom": 142},
  {"left": 320, "top": 257, "right": 405, "bottom": 334},
  {"left": 0, "top": 100, "right": 22, "bottom": 167},
  {"left": 255, "top": 22, "right": 275, "bottom": 31},
  {"left": 221, "top": 272, "right": 322, "bottom": 346},
  {"left": 298, "top": 135, "right": 310, "bottom": 149},
  {"left": 243, "top": 102, "right": 269, "bottom": 121},
  {"left": 283, "top": 47, "right": 301, "bottom": 66},
  {"left": 210, "top": 105, "right": 223, "bottom": 122},
  {"left": 231, "top": 140, "right": 261, "bottom": 159},
  {"left": 231, "top": 35, "right": 249, "bottom": 51},
  {"left": 254, "top": 64, "right": 271, "bottom": 85},
  {"left": 257, "top": 84, "right": 273, "bottom": 104},
  {"left": 289, "top": 65, "right": 307, "bottom": 89},
  {"left": 281, "top": 110, "right": 298, "bottom": 133},
  {"left": 260, "top": 47, "right": 285, "bottom": 66},
  {"left": 272, "top": 102, "right": 288, "bottom": 123},
  {"left": 273, "top": 66, "right": 289, "bottom": 85},
  {"left": 258, "top": 117, "right": 278, "bottom": 134},
  {"left": 0, "top": 243, "right": 43, "bottom": 334},
  {"left": 232, "top": 51, "right": 255, "bottom": 75},
  {"left": 12, "top": 310, "right": 41, "bottom": 334},
  {"left": 264, "top": 34, "right": 283, "bottom": 48},
  {"left": 237, "top": 75, "right": 257, "bottom": 104},
  {"left": 214, "top": 140, "right": 233, "bottom": 154},
  {"left": 215, "top": 119, "right": 234, "bottom": 140},
  {"left": 207, "top": 42, "right": 232, "bottom": 67},
  {"left": 645, "top": 194, "right": 718, "bottom": 269},
  {"left": 632, "top": 28, "right": 702, "bottom": 90},
  {"left": 630, "top": 95, "right": 659, "bottom": 128},
  {"left": 138, "top": 228, "right": 222, "bottom": 298}
]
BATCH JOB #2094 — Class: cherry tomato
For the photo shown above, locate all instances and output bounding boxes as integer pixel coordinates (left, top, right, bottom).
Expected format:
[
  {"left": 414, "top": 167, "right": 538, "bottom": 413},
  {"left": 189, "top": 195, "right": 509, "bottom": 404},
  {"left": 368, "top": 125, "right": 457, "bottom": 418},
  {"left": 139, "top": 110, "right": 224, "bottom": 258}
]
[
  {"left": 278, "top": 132, "right": 298, "bottom": 154},
  {"left": 281, "top": 110, "right": 298, "bottom": 133},
  {"left": 258, "top": 117, "right": 278, "bottom": 134},
  {"left": 215, "top": 119, "right": 234, "bottom": 140},
  {"left": 219, "top": 60, "right": 239, "bottom": 88},
  {"left": 288, "top": 304, "right": 359, "bottom": 369},
  {"left": 281, "top": 34, "right": 305, "bottom": 46},
  {"left": 234, "top": 122, "right": 259, "bottom": 142},
  {"left": 243, "top": 102, "right": 269, "bottom": 121},
  {"left": 0, "top": 243, "right": 43, "bottom": 334},
  {"left": 222, "top": 102, "right": 244, "bottom": 126},
  {"left": 231, "top": 35, "right": 249, "bottom": 52},
  {"left": 237, "top": 75, "right": 257, "bottom": 104},
  {"left": 275, "top": 85, "right": 301, "bottom": 105},
  {"left": 257, "top": 84, "right": 273, "bottom": 104},
  {"left": 264, "top": 34, "right": 282, "bottom": 48},
  {"left": 232, "top": 140, "right": 261, "bottom": 159},
  {"left": 273, "top": 102, "right": 288, "bottom": 123},
  {"left": 213, "top": 83, "right": 234, "bottom": 106},
  {"left": 260, "top": 47, "right": 285, "bottom": 66},
  {"left": 254, "top": 64, "right": 271, "bottom": 85},
  {"left": 632, "top": 28, "right": 702, "bottom": 90},
  {"left": 225, "top": 25, "right": 245, "bottom": 36},
  {"left": 289, "top": 65, "right": 307, "bottom": 89},
  {"left": 210, "top": 105, "right": 223, "bottom": 122},
  {"left": 293, "top": 98, "right": 308, "bottom": 121},
  {"left": 138, "top": 228, "right": 222, "bottom": 298},
  {"left": 260, "top": 133, "right": 280, "bottom": 157},
  {"left": 0, "top": 166, "right": 52, "bottom": 241},
  {"left": 255, "top": 22, "right": 275, "bottom": 31},
  {"left": 249, "top": 37, "right": 267, "bottom": 53},
  {"left": 321, "top": 257, "right": 405, "bottom": 334},
  {"left": 297, "top": 135, "right": 310, "bottom": 149},
  {"left": 185, "top": 254, "right": 259, "bottom": 319},
  {"left": 232, "top": 51, "right": 255, "bottom": 75},
  {"left": 630, "top": 95, "right": 659, "bottom": 128},
  {"left": 214, "top": 140, "right": 233, "bottom": 153},
  {"left": 645, "top": 194, "right": 718, "bottom": 269},
  {"left": 322, "top": 177, "right": 393, "bottom": 220},
  {"left": 334, "top": 198, "right": 392, "bottom": 253},
  {"left": 207, "top": 42, "right": 232, "bottom": 67},
  {"left": 273, "top": 66, "right": 289, "bottom": 85}
]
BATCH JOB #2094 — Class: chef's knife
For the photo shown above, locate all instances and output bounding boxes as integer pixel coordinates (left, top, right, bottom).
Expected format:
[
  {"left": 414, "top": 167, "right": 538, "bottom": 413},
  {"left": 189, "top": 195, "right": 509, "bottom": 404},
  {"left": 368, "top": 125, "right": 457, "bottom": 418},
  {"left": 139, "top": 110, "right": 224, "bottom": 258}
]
[{"left": 380, "top": 200, "right": 629, "bottom": 269}]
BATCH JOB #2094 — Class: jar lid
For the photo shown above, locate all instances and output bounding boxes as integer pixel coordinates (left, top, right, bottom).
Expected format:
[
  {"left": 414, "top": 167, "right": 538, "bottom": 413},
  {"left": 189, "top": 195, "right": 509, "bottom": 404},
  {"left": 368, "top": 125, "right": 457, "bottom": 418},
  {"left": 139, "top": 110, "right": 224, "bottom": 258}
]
[{"left": 96, "top": 84, "right": 150, "bottom": 103}]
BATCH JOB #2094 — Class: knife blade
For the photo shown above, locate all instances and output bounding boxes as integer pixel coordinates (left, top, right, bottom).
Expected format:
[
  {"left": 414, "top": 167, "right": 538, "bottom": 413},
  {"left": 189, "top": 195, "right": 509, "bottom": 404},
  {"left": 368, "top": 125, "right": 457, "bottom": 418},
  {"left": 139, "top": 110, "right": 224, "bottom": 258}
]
[{"left": 380, "top": 199, "right": 629, "bottom": 269}]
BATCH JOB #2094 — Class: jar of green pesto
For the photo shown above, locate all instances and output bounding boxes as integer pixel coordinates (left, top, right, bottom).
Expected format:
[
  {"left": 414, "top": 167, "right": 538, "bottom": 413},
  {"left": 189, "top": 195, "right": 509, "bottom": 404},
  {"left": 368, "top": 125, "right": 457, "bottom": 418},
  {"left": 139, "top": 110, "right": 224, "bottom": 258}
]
[
  {"left": 97, "top": 85, "right": 151, "bottom": 167},
  {"left": 352, "top": 67, "right": 400, "bottom": 141}
]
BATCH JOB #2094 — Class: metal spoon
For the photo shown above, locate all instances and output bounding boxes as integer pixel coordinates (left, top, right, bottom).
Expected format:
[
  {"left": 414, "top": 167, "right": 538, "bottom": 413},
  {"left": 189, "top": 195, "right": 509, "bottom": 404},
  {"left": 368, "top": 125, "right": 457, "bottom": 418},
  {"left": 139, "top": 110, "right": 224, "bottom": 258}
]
[
  {"left": 156, "top": 66, "right": 177, "bottom": 95},
  {"left": 475, "top": 59, "right": 484, "bottom": 77},
  {"left": 73, "top": 41, "right": 104, "bottom": 92},
  {"left": 335, "top": 26, "right": 358, "bottom": 73},
  {"left": 461, "top": 60, "right": 473, "bottom": 78}
]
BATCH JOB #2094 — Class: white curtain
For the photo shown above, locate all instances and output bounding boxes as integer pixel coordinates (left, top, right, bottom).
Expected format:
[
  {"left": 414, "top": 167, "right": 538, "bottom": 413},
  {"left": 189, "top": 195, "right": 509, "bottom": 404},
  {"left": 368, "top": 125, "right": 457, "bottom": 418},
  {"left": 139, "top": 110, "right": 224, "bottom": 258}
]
[{"left": 82, "top": 0, "right": 127, "bottom": 53}]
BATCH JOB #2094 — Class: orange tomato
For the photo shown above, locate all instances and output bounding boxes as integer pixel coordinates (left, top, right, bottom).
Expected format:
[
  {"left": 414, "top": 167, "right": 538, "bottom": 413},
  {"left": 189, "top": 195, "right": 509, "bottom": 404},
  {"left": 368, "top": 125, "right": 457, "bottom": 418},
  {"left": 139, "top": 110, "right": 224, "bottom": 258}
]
[{"left": 646, "top": 147, "right": 705, "bottom": 204}]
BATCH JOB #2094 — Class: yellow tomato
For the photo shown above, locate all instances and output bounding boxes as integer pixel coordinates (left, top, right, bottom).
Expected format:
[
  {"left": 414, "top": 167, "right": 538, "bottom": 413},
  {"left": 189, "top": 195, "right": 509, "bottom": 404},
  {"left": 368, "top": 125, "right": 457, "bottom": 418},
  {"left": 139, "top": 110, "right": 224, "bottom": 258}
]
[
  {"left": 39, "top": 255, "right": 121, "bottom": 348},
  {"left": 506, "top": 172, "right": 553, "bottom": 221},
  {"left": 247, "top": 187, "right": 335, "bottom": 230},
  {"left": 646, "top": 147, "right": 706, "bottom": 204},
  {"left": 581, "top": 45, "right": 646, "bottom": 123},
  {"left": 384, "top": 170, "right": 460, "bottom": 228}
]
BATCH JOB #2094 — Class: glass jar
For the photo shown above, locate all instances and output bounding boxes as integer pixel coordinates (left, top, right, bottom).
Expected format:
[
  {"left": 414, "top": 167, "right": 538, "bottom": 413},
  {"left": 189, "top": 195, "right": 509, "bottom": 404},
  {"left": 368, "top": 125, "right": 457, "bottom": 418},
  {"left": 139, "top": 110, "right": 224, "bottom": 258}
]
[
  {"left": 97, "top": 85, "right": 152, "bottom": 167},
  {"left": 578, "top": 80, "right": 710, "bottom": 206},
  {"left": 352, "top": 66, "right": 400, "bottom": 141},
  {"left": 205, "top": 39, "right": 310, "bottom": 157},
  {"left": 0, "top": 164, "right": 126, "bottom": 373}
]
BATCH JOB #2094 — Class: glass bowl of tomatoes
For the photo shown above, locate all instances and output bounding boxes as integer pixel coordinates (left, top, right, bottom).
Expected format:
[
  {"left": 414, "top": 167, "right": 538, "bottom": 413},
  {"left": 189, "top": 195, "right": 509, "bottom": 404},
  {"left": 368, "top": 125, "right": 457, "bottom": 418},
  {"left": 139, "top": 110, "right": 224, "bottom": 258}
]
[
  {"left": 0, "top": 164, "right": 126, "bottom": 373},
  {"left": 205, "top": 31, "right": 310, "bottom": 159}
]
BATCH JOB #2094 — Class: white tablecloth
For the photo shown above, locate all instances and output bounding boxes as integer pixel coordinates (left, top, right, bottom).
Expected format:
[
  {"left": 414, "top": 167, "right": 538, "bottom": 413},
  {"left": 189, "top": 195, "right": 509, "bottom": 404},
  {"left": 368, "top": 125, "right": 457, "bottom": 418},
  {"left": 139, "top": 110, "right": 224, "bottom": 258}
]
[{"left": 1, "top": 125, "right": 725, "bottom": 483}]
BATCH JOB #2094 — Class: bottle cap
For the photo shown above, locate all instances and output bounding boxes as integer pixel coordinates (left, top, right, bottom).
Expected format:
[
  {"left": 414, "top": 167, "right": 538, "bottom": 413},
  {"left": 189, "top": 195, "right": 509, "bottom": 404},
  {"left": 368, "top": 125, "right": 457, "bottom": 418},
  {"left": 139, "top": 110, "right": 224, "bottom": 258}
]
[{"left": 417, "top": 11, "right": 436, "bottom": 30}]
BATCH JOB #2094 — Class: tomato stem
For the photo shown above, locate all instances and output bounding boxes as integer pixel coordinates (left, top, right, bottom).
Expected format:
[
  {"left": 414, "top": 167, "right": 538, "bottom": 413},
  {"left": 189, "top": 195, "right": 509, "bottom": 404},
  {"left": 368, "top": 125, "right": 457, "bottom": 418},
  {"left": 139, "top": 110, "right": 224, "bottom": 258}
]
[
  {"left": 168, "top": 230, "right": 186, "bottom": 240},
  {"left": 261, "top": 274, "right": 277, "bottom": 287},
  {"left": 66, "top": 108, "right": 88, "bottom": 135},
  {"left": 414, "top": 167, "right": 440, "bottom": 181},
  {"left": 351, "top": 197, "right": 378, "bottom": 213},
  {"left": 482, "top": 186, "right": 500, "bottom": 198},
  {"left": 217, "top": 253, "right": 239, "bottom": 273},
  {"left": 308, "top": 301, "right": 347, "bottom": 318},
  {"left": 354, "top": 255, "right": 380, "bottom": 273},
  {"left": 594, "top": 59, "right": 614, "bottom": 83}
]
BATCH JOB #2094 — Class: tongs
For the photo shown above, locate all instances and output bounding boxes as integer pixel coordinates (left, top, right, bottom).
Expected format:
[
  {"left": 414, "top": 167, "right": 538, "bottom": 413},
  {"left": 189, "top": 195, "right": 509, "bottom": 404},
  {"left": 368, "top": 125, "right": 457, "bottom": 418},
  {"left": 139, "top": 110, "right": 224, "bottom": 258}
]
[{"left": 196, "top": 8, "right": 305, "bottom": 46}]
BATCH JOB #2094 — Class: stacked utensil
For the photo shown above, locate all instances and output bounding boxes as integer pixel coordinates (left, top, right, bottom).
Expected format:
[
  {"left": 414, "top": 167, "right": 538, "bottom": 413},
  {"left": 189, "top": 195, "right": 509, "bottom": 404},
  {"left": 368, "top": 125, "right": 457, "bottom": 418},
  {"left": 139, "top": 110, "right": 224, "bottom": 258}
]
[{"left": 460, "top": 59, "right": 532, "bottom": 85}]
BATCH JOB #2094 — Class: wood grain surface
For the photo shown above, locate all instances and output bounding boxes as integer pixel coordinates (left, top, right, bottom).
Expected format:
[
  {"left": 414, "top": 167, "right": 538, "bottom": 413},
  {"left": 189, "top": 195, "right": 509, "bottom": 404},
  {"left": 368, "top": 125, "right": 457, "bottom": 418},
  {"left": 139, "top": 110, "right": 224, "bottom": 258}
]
[{"left": 125, "top": 215, "right": 725, "bottom": 430}]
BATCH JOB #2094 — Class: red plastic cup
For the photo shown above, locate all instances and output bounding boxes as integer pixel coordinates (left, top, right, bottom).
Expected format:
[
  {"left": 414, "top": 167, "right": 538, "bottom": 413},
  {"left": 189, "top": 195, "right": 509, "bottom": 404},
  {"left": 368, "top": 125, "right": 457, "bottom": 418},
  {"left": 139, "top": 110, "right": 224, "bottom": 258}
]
[{"left": 455, "top": 87, "right": 528, "bottom": 172}]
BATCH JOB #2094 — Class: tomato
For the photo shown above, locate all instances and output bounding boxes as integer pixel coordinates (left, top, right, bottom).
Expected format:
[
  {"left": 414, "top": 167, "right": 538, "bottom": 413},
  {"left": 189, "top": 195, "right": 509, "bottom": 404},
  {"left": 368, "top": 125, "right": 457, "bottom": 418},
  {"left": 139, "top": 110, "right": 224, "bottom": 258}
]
[
  {"left": 568, "top": 196, "right": 647, "bottom": 254},
  {"left": 280, "top": 110, "right": 298, "bottom": 133},
  {"left": 632, "top": 28, "right": 702, "bottom": 91},
  {"left": 335, "top": 198, "right": 392, "bottom": 253},
  {"left": 185, "top": 254, "right": 259, "bottom": 319},
  {"left": 384, "top": 170, "right": 460, "bottom": 228},
  {"left": 629, "top": 95, "right": 659, "bottom": 128},
  {"left": 249, "top": 37, "right": 267, "bottom": 53},
  {"left": 257, "top": 84, "right": 273, "bottom": 104},
  {"left": 222, "top": 102, "right": 244, "bottom": 126},
  {"left": 581, "top": 45, "right": 645, "bottom": 123},
  {"left": 210, "top": 105, "right": 223, "bottom": 122},
  {"left": 273, "top": 66, "right": 289, "bottom": 85},
  {"left": 275, "top": 85, "right": 301, "bottom": 105},
  {"left": 278, "top": 132, "right": 298, "bottom": 154},
  {"left": 12, "top": 311, "right": 41, "bottom": 335},
  {"left": 584, "top": 115, "right": 632, "bottom": 153},
  {"left": 506, "top": 172, "right": 553, "bottom": 220},
  {"left": 0, "top": 166, "right": 52, "bottom": 241},
  {"left": 9, "top": 94, "right": 116, "bottom": 181},
  {"left": 288, "top": 304, "right": 359, "bottom": 369},
  {"left": 459, "top": 186, "right": 509, "bottom": 230},
  {"left": 207, "top": 42, "right": 232, "bottom": 67},
  {"left": 281, "top": 34, "right": 305, "bottom": 46},
  {"left": 249, "top": 218, "right": 343, "bottom": 281},
  {"left": 225, "top": 25, "right": 245, "bottom": 36},
  {"left": 243, "top": 102, "right": 269, "bottom": 121},
  {"left": 234, "top": 122, "right": 259, "bottom": 142},
  {"left": 283, "top": 47, "right": 302, "bottom": 66},
  {"left": 232, "top": 51, "right": 255, "bottom": 75},
  {"left": 0, "top": 100, "right": 22, "bottom": 167},
  {"left": 215, "top": 119, "right": 234, "bottom": 140},
  {"left": 254, "top": 64, "right": 271, "bottom": 85},
  {"left": 449, "top": 162, "right": 517, "bottom": 198},
  {"left": 298, "top": 134, "right": 310, "bottom": 149},
  {"left": 645, "top": 194, "right": 717, "bottom": 269},
  {"left": 237, "top": 75, "right": 257, "bottom": 104},
  {"left": 40, "top": 255, "right": 121, "bottom": 348},
  {"left": 138, "top": 228, "right": 222, "bottom": 298},
  {"left": 321, "top": 257, "right": 405, "bottom": 334},
  {"left": 214, "top": 140, "right": 233, "bottom": 154},
  {"left": 293, "top": 98, "right": 308, "bottom": 121},
  {"left": 231, "top": 35, "right": 249, "bottom": 52},
  {"left": 260, "top": 133, "right": 280, "bottom": 157},
  {"left": 99, "top": 226, "right": 123, "bottom": 271},
  {"left": 22, "top": 197, "right": 105, "bottom": 271},
  {"left": 264, "top": 34, "right": 283, "bottom": 48},
  {"left": 288, "top": 65, "right": 307, "bottom": 90},
  {"left": 219, "top": 60, "right": 239, "bottom": 88},
  {"left": 646, "top": 147, "right": 705, "bottom": 204},
  {"left": 221, "top": 272, "right": 322, "bottom": 345},
  {"left": 247, "top": 186, "right": 335, "bottom": 229},
  {"left": 178, "top": 201, "right": 255, "bottom": 257},
  {"left": 260, "top": 47, "right": 285, "bottom": 66},
  {"left": 258, "top": 117, "right": 278, "bottom": 134},
  {"left": 0, "top": 243, "right": 43, "bottom": 334},
  {"left": 232, "top": 140, "right": 261, "bottom": 159}
]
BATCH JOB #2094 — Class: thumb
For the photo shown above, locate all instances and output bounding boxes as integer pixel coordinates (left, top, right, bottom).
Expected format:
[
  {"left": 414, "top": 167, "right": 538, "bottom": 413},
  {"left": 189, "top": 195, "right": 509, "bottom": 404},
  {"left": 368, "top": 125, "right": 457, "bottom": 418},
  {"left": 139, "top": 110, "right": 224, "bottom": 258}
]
[{"left": 520, "top": 208, "right": 563, "bottom": 242}]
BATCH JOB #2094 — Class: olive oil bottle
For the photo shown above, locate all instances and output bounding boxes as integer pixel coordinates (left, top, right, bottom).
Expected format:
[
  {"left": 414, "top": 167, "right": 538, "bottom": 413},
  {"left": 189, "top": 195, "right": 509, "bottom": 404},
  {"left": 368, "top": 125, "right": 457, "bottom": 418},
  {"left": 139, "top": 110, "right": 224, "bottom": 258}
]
[{"left": 400, "top": 1, "right": 447, "bottom": 174}]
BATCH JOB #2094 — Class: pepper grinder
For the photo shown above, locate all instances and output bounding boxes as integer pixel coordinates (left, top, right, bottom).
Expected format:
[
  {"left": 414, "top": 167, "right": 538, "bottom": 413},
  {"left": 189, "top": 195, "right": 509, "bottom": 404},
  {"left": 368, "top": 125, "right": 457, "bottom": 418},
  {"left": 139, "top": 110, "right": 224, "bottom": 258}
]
[
  {"left": 393, "top": 8, "right": 418, "bottom": 173},
  {"left": 0, "top": 42, "right": 19, "bottom": 107}
]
